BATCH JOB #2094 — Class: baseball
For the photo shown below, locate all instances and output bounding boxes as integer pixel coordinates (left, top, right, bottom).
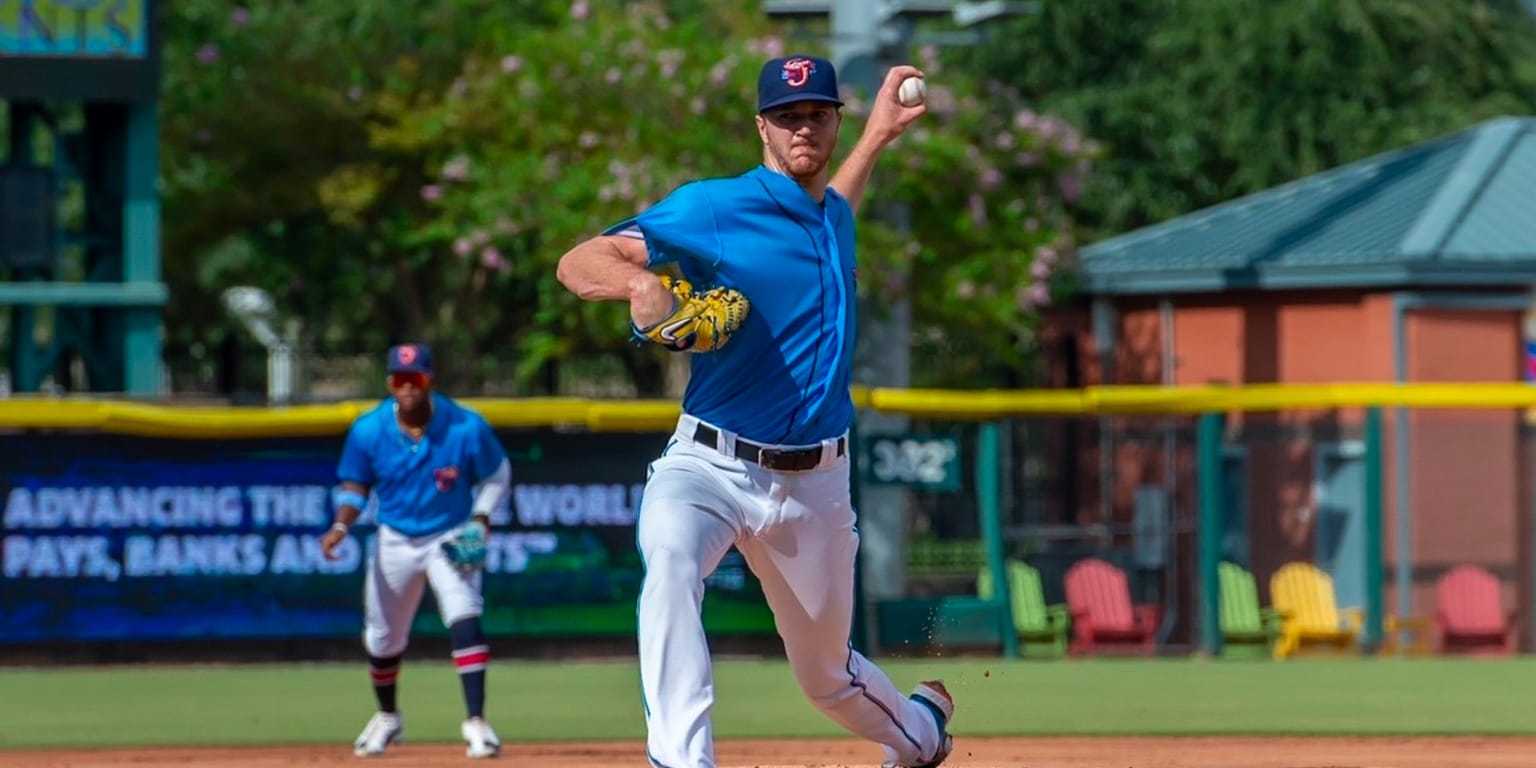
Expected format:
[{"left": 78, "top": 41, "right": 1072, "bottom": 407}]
[{"left": 898, "top": 76, "right": 926, "bottom": 107}]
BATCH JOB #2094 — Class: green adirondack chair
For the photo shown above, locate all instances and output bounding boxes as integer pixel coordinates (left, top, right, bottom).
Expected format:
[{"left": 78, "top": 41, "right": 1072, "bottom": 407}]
[
  {"left": 1218, "top": 561, "right": 1280, "bottom": 657},
  {"left": 977, "top": 559, "right": 1070, "bottom": 658}
]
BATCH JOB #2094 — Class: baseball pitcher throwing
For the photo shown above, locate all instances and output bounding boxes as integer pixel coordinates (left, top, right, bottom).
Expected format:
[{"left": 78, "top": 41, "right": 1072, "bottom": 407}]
[
  {"left": 319, "top": 344, "right": 512, "bottom": 759},
  {"left": 556, "top": 56, "right": 951, "bottom": 768}
]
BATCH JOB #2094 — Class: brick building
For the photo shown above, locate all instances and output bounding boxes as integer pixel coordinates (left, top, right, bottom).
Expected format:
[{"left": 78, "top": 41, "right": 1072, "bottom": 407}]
[{"left": 1046, "top": 117, "right": 1536, "bottom": 649}]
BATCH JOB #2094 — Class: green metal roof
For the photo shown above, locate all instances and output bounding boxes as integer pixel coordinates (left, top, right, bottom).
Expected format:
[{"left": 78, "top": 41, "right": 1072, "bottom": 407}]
[{"left": 1080, "top": 117, "right": 1536, "bottom": 295}]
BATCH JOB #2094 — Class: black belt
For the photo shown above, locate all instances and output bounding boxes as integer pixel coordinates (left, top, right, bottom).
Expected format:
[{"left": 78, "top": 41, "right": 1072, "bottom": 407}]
[{"left": 692, "top": 423, "right": 845, "bottom": 472}]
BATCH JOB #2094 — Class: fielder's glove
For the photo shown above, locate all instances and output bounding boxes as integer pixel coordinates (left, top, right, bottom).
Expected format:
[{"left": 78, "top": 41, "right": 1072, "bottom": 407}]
[
  {"left": 632, "top": 276, "right": 749, "bottom": 353},
  {"left": 442, "top": 520, "right": 488, "bottom": 573}
]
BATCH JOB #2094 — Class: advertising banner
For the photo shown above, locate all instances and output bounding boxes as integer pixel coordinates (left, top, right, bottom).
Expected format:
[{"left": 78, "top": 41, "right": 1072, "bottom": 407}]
[{"left": 0, "top": 428, "right": 775, "bottom": 642}]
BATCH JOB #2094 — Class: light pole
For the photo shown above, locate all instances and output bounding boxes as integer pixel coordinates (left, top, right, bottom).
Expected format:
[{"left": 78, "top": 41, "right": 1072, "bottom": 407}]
[{"left": 221, "top": 286, "right": 295, "bottom": 405}]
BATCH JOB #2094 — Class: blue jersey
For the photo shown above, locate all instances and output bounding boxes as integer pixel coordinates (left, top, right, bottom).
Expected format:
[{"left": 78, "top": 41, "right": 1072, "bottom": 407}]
[
  {"left": 337, "top": 392, "right": 508, "bottom": 537},
  {"left": 608, "top": 165, "right": 857, "bottom": 445}
]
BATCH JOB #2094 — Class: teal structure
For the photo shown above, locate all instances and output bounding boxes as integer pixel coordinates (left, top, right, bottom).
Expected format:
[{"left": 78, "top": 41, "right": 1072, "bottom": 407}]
[{"left": 1, "top": 1, "right": 166, "bottom": 394}]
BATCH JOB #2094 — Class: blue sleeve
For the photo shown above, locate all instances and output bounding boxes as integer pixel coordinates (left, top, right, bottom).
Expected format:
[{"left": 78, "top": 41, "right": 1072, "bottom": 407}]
[
  {"left": 472, "top": 417, "right": 508, "bottom": 481},
  {"left": 603, "top": 182, "right": 723, "bottom": 269},
  {"left": 337, "top": 420, "right": 376, "bottom": 485}
]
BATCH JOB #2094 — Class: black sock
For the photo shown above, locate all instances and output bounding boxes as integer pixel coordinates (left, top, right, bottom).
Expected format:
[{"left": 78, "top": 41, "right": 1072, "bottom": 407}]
[
  {"left": 449, "top": 618, "right": 489, "bottom": 719},
  {"left": 368, "top": 654, "right": 403, "bottom": 713}
]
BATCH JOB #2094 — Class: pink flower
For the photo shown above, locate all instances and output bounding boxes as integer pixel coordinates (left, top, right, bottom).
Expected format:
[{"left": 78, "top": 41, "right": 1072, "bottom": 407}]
[
  {"left": 690, "top": 97, "right": 706, "bottom": 115},
  {"left": 578, "top": 131, "right": 600, "bottom": 149},
  {"left": 571, "top": 0, "right": 589, "bottom": 21},
  {"left": 470, "top": 230, "right": 491, "bottom": 247},
  {"left": 763, "top": 36, "right": 784, "bottom": 58},
  {"left": 994, "top": 132, "right": 1016, "bottom": 151},
  {"left": 1015, "top": 282, "right": 1052, "bottom": 311},
  {"left": 1013, "top": 109, "right": 1037, "bottom": 131},
  {"left": 954, "top": 280, "right": 976, "bottom": 299},
  {"left": 453, "top": 238, "right": 473, "bottom": 257},
  {"left": 1031, "top": 259, "right": 1052, "bottom": 280},
  {"left": 978, "top": 167, "right": 1003, "bottom": 190},
  {"left": 441, "top": 155, "right": 471, "bottom": 182},
  {"left": 968, "top": 194, "right": 987, "bottom": 229},
  {"left": 480, "top": 247, "right": 509, "bottom": 272},
  {"left": 919, "top": 44, "right": 940, "bottom": 69},
  {"left": 501, "top": 55, "right": 523, "bottom": 74},
  {"left": 420, "top": 185, "right": 444, "bottom": 202},
  {"left": 1014, "top": 152, "right": 1039, "bottom": 168},
  {"left": 709, "top": 60, "right": 732, "bottom": 86},
  {"left": 231, "top": 8, "right": 251, "bottom": 27},
  {"left": 1034, "top": 116, "right": 1063, "bottom": 141},
  {"left": 605, "top": 67, "right": 622, "bottom": 84},
  {"left": 196, "top": 44, "right": 220, "bottom": 65},
  {"left": 657, "top": 50, "right": 684, "bottom": 79},
  {"left": 1058, "top": 173, "right": 1082, "bottom": 203},
  {"left": 1035, "top": 245, "right": 1058, "bottom": 265}
]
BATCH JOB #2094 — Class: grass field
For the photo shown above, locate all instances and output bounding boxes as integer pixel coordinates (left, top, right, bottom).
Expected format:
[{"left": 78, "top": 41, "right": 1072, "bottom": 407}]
[{"left": 1, "top": 656, "right": 1534, "bottom": 750}]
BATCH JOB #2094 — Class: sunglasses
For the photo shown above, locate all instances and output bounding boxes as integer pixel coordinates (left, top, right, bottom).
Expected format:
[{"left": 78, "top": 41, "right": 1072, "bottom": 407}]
[{"left": 389, "top": 372, "right": 430, "bottom": 390}]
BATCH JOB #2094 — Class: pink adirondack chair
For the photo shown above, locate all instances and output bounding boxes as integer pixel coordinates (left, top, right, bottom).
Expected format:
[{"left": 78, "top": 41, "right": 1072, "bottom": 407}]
[
  {"left": 1064, "top": 558, "right": 1160, "bottom": 656},
  {"left": 1435, "top": 565, "right": 1516, "bottom": 656}
]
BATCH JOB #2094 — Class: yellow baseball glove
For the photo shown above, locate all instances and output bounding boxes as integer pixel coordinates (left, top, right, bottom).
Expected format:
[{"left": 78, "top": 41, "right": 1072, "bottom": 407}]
[{"left": 632, "top": 276, "right": 749, "bottom": 353}]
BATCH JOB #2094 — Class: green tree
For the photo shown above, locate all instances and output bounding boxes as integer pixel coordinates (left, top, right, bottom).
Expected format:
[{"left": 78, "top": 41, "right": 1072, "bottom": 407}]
[
  {"left": 161, "top": 1, "right": 1092, "bottom": 394},
  {"left": 160, "top": 0, "right": 556, "bottom": 389},
  {"left": 960, "top": 0, "right": 1536, "bottom": 238}
]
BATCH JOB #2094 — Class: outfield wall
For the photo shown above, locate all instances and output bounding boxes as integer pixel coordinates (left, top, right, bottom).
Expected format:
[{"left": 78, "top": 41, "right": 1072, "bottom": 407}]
[{"left": 0, "top": 423, "right": 776, "bottom": 645}]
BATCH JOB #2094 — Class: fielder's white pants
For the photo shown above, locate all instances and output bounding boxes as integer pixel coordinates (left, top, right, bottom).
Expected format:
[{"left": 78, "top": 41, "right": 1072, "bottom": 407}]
[
  {"left": 637, "top": 417, "right": 944, "bottom": 768},
  {"left": 363, "top": 524, "right": 483, "bottom": 658}
]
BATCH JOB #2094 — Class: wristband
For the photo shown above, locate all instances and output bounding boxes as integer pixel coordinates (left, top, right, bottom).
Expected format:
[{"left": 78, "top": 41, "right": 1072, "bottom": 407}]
[
  {"left": 329, "top": 522, "right": 350, "bottom": 535},
  {"left": 333, "top": 487, "right": 367, "bottom": 511}
]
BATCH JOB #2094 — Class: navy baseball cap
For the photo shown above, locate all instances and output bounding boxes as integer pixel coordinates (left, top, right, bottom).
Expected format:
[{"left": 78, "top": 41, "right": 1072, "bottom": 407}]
[
  {"left": 387, "top": 343, "right": 433, "bottom": 375},
  {"left": 757, "top": 55, "right": 844, "bottom": 113}
]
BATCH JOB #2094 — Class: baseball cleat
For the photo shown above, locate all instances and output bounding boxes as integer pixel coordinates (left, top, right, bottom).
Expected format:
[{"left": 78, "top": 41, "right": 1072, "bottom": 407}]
[
  {"left": 353, "top": 711, "right": 403, "bottom": 757},
  {"left": 882, "top": 680, "right": 954, "bottom": 768},
  {"left": 461, "top": 717, "right": 502, "bottom": 759}
]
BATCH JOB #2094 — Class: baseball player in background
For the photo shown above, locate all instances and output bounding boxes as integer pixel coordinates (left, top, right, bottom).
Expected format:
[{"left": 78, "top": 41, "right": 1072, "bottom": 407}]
[
  {"left": 556, "top": 56, "right": 950, "bottom": 768},
  {"left": 319, "top": 344, "right": 512, "bottom": 759}
]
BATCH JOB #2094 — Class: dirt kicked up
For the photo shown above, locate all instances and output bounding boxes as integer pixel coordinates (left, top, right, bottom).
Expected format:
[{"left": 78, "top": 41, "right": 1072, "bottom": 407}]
[{"left": 1, "top": 735, "right": 1532, "bottom": 768}]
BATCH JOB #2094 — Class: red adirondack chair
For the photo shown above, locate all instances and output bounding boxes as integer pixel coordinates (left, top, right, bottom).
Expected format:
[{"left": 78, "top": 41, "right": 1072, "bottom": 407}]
[
  {"left": 1064, "top": 558, "right": 1160, "bottom": 656},
  {"left": 1435, "top": 565, "right": 1516, "bottom": 656}
]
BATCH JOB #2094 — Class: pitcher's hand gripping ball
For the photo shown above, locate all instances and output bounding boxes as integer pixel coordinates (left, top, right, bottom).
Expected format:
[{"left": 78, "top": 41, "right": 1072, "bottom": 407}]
[
  {"left": 441, "top": 521, "right": 488, "bottom": 572},
  {"left": 634, "top": 276, "right": 750, "bottom": 352}
]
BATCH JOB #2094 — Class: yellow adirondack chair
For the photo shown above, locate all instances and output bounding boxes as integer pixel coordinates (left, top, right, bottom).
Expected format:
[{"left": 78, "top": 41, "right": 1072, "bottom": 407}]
[
  {"left": 977, "top": 559, "right": 1071, "bottom": 658},
  {"left": 1269, "top": 561, "right": 1362, "bottom": 660}
]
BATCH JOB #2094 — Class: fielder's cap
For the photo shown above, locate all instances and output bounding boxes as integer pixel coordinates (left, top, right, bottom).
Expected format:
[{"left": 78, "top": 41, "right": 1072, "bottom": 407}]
[
  {"left": 387, "top": 343, "right": 433, "bottom": 375},
  {"left": 757, "top": 55, "right": 843, "bottom": 113}
]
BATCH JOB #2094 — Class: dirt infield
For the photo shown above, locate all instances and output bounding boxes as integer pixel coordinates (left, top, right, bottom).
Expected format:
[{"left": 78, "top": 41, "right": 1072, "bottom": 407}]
[{"left": 2, "top": 736, "right": 1533, "bottom": 767}]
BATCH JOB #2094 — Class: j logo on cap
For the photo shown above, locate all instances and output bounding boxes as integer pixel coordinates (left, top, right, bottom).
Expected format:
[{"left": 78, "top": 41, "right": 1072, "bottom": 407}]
[{"left": 782, "top": 58, "right": 816, "bottom": 87}]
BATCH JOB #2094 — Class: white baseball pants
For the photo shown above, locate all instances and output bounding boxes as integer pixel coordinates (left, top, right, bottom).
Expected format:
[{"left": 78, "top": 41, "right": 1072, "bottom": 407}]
[
  {"left": 363, "top": 524, "right": 483, "bottom": 658},
  {"left": 637, "top": 416, "right": 945, "bottom": 768}
]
